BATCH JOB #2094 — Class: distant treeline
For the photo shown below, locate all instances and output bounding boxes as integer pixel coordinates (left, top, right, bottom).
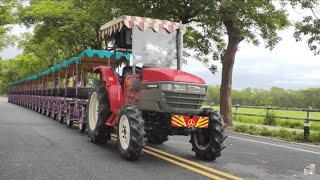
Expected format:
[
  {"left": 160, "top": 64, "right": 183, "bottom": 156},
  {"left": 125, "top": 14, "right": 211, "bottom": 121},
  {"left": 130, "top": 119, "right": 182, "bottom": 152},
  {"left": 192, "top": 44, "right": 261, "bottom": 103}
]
[{"left": 206, "top": 86, "right": 320, "bottom": 109}]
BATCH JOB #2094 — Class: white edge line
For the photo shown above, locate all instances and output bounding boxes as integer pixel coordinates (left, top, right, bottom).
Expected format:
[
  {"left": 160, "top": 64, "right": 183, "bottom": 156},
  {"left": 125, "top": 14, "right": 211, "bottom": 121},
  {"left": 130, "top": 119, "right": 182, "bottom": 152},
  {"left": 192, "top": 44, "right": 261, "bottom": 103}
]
[
  {"left": 228, "top": 131, "right": 320, "bottom": 149},
  {"left": 228, "top": 135, "right": 320, "bottom": 155}
]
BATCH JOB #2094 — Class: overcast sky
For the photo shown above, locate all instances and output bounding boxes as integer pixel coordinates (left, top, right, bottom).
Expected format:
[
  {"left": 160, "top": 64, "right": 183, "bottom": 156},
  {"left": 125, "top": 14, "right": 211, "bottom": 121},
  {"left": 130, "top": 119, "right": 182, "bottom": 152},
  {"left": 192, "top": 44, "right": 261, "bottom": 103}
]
[{"left": 1, "top": 6, "right": 319, "bottom": 90}]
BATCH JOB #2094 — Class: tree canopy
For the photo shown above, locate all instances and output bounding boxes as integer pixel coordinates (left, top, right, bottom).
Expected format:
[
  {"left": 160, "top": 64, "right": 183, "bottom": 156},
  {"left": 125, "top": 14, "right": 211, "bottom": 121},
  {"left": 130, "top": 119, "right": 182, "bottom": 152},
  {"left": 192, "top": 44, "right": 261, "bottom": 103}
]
[
  {"left": 0, "top": 0, "right": 16, "bottom": 50},
  {"left": 17, "top": 0, "right": 119, "bottom": 66}
]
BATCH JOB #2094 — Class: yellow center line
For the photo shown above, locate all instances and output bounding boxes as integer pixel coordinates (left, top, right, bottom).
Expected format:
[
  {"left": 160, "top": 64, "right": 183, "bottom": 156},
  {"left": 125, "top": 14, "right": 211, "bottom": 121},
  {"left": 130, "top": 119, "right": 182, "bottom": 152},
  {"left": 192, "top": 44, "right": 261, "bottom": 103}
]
[
  {"left": 144, "top": 146, "right": 243, "bottom": 180},
  {"left": 111, "top": 134, "right": 243, "bottom": 180},
  {"left": 110, "top": 137, "right": 225, "bottom": 180}
]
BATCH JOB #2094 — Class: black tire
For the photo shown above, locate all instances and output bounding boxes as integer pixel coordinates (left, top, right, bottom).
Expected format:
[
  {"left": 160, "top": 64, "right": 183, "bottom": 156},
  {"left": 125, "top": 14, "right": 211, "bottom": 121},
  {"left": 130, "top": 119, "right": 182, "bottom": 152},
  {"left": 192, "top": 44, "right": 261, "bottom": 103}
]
[
  {"left": 190, "top": 108, "right": 227, "bottom": 161},
  {"left": 147, "top": 135, "right": 168, "bottom": 144},
  {"left": 87, "top": 82, "right": 112, "bottom": 144},
  {"left": 79, "top": 123, "right": 86, "bottom": 133},
  {"left": 58, "top": 104, "right": 64, "bottom": 123},
  {"left": 67, "top": 119, "right": 73, "bottom": 127},
  {"left": 117, "top": 105, "right": 145, "bottom": 161},
  {"left": 47, "top": 111, "right": 52, "bottom": 117},
  {"left": 58, "top": 115, "right": 64, "bottom": 123},
  {"left": 66, "top": 105, "right": 73, "bottom": 128},
  {"left": 52, "top": 113, "right": 57, "bottom": 120}
]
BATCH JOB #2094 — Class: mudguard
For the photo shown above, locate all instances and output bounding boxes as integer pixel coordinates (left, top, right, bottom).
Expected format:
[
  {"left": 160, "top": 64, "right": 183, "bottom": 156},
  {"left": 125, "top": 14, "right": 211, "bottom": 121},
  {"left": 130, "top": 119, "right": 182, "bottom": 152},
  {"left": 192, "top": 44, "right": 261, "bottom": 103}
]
[{"left": 93, "top": 66, "right": 122, "bottom": 114}]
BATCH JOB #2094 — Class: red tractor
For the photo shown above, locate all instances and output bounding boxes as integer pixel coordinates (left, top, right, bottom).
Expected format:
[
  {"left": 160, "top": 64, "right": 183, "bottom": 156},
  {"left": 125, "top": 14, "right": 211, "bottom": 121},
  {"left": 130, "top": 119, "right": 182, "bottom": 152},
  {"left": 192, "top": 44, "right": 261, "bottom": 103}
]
[{"left": 87, "top": 16, "right": 227, "bottom": 161}]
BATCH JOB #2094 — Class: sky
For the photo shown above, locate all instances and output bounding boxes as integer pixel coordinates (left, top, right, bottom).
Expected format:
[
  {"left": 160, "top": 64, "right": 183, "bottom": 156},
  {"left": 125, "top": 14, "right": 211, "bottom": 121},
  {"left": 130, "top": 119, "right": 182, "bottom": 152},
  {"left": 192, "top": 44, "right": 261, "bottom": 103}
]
[{"left": 1, "top": 5, "right": 319, "bottom": 90}]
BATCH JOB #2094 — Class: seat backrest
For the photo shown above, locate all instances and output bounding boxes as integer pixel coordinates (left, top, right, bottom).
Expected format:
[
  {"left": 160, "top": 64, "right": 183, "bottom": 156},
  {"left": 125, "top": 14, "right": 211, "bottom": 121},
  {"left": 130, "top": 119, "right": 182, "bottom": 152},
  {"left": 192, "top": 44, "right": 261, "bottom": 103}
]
[{"left": 122, "top": 66, "right": 133, "bottom": 78}]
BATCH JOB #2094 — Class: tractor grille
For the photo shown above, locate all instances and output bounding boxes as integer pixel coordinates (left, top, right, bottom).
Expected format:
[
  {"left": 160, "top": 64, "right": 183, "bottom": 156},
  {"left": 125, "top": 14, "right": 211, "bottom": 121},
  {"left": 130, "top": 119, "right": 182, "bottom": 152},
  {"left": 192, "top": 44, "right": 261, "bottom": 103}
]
[{"left": 163, "top": 91, "right": 206, "bottom": 110}]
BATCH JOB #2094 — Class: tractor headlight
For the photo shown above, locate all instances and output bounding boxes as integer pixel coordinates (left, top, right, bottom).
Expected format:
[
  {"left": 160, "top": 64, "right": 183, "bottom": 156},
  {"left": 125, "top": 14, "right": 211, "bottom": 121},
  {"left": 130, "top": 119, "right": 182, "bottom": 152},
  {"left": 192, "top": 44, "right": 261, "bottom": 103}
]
[
  {"left": 173, "top": 84, "right": 187, "bottom": 92},
  {"left": 188, "top": 85, "right": 206, "bottom": 93},
  {"left": 161, "top": 84, "right": 173, "bottom": 91}
]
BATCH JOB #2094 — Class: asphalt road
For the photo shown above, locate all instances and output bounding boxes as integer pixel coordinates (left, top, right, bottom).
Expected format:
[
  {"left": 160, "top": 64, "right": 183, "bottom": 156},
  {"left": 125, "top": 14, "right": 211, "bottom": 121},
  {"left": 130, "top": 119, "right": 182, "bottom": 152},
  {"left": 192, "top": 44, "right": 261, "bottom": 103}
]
[{"left": 0, "top": 97, "right": 319, "bottom": 180}]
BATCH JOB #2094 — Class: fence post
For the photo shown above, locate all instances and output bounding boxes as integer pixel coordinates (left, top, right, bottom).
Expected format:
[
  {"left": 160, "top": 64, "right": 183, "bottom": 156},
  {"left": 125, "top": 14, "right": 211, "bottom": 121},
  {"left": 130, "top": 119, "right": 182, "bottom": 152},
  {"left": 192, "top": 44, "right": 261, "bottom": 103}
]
[
  {"left": 266, "top": 105, "right": 271, "bottom": 125},
  {"left": 304, "top": 106, "right": 312, "bottom": 140},
  {"left": 235, "top": 104, "right": 240, "bottom": 121}
]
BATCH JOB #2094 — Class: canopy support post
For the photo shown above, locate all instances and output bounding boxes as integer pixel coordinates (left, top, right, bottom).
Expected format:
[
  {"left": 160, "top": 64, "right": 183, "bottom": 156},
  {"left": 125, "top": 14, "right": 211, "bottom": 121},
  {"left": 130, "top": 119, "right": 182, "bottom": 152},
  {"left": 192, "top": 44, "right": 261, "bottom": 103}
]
[{"left": 177, "top": 20, "right": 183, "bottom": 71}]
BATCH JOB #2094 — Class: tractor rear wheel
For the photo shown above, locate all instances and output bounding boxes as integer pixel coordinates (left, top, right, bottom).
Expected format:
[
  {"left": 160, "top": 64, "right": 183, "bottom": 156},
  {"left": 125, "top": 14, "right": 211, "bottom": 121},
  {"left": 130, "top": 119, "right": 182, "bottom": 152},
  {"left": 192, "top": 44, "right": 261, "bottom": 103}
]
[
  {"left": 87, "top": 83, "right": 112, "bottom": 144},
  {"left": 190, "top": 109, "right": 227, "bottom": 161},
  {"left": 117, "top": 105, "right": 145, "bottom": 161}
]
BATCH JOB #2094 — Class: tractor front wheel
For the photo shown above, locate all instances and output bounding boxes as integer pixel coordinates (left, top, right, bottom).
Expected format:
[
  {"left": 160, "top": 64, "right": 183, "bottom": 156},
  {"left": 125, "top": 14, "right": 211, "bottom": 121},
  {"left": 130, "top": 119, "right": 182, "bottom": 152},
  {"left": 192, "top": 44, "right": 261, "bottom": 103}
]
[
  {"left": 190, "top": 109, "right": 227, "bottom": 161},
  {"left": 117, "top": 105, "right": 145, "bottom": 161}
]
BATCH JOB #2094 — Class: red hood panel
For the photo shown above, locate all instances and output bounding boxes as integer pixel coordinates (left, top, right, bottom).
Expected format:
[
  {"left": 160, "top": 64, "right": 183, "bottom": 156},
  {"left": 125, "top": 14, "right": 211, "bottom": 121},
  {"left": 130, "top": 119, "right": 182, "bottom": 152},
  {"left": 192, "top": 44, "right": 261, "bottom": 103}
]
[{"left": 141, "top": 68, "right": 206, "bottom": 84}]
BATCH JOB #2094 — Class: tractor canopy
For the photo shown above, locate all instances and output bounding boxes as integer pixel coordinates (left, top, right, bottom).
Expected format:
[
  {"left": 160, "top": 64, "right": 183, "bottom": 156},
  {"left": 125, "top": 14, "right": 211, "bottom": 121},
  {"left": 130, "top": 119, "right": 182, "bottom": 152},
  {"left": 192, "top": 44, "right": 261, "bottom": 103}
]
[{"left": 100, "top": 16, "right": 182, "bottom": 68}]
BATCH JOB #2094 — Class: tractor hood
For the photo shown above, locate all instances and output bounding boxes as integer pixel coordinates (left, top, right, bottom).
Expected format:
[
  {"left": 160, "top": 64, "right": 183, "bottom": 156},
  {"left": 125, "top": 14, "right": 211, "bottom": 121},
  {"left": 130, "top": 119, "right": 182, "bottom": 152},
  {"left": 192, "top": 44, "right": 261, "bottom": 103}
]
[{"left": 141, "top": 67, "right": 206, "bottom": 84}]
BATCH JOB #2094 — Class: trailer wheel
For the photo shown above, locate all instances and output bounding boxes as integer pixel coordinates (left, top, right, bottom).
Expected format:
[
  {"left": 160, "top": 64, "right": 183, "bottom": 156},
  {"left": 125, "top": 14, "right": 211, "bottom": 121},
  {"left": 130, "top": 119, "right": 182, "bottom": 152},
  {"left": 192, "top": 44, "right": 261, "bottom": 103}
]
[
  {"left": 66, "top": 105, "right": 73, "bottom": 128},
  {"left": 66, "top": 118, "right": 73, "bottom": 128},
  {"left": 52, "top": 113, "right": 57, "bottom": 120},
  {"left": 147, "top": 135, "right": 168, "bottom": 144},
  {"left": 58, "top": 104, "right": 64, "bottom": 123},
  {"left": 87, "top": 84, "right": 112, "bottom": 144},
  {"left": 58, "top": 115, "right": 64, "bottom": 123},
  {"left": 47, "top": 110, "right": 52, "bottom": 117},
  {"left": 79, "top": 123, "right": 86, "bottom": 133},
  {"left": 117, "top": 105, "right": 145, "bottom": 161},
  {"left": 190, "top": 109, "right": 227, "bottom": 161}
]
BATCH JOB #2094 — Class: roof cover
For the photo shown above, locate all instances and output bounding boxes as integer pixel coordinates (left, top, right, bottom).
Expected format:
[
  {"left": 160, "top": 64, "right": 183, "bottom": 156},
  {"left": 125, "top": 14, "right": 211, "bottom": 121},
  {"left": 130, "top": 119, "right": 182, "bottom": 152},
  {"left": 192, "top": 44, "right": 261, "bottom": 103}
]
[{"left": 100, "top": 15, "right": 180, "bottom": 38}]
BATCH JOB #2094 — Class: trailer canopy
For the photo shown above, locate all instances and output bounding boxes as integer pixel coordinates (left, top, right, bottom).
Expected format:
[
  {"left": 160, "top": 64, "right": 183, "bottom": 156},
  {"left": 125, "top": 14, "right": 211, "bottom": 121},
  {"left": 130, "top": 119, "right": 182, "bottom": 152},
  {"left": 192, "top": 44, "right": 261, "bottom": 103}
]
[{"left": 8, "top": 49, "right": 130, "bottom": 85}]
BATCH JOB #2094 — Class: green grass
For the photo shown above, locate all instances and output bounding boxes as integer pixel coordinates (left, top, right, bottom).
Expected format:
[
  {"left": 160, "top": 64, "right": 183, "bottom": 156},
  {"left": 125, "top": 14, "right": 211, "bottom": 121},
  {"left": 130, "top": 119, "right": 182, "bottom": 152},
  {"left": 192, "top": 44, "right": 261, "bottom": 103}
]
[
  {"left": 235, "top": 124, "right": 320, "bottom": 143},
  {"left": 203, "top": 105, "right": 320, "bottom": 131}
]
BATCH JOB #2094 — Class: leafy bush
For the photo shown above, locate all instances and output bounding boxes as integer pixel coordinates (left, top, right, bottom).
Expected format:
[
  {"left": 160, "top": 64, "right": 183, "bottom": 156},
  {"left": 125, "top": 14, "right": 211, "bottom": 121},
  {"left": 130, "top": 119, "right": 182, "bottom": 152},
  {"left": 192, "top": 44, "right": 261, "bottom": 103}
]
[
  {"left": 234, "top": 125, "right": 248, "bottom": 133},
  {"left": 260, "top": 127, "right": 272, "bottom": 136},
  {"left": 264, "top": 110, "right": 277, "bottom": 126},
  {"left": 309, "top": 132, "right": 320, "bottom": 143}
]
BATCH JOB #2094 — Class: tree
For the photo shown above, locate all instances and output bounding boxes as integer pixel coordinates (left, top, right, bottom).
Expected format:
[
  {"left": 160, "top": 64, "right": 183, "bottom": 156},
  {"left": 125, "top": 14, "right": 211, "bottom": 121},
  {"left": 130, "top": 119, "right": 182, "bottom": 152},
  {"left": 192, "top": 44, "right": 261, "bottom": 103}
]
[
  {"left": 116, "top": 0, "right": 290, "bottom": 125},
  {"left": 17, "top": 0, "right": 119, "bottom": 66},
  {"left": 286, "top": 0, "right": 320, "bottom": 55},
  {"left": 0, "top": 0, "right": 16, "bottom": 51},
  {"left": 0, "top": 53, "right": 46, "bottom": 94}
]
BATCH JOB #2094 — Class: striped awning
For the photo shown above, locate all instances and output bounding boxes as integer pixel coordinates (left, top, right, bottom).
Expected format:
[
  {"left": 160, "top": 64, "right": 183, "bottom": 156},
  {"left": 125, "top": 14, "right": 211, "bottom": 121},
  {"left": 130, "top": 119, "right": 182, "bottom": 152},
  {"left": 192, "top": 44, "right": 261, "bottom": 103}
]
[{"left": 100, "top": 15, "right": 180, "bottom": 38}]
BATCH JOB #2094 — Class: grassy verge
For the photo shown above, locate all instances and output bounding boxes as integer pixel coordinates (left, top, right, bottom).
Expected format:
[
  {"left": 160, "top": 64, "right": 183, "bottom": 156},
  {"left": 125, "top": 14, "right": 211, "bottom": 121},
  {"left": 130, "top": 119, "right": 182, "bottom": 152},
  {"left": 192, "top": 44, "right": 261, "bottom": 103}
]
[{"left": 234, "top": 124, "right": 320, "bottom": 144}]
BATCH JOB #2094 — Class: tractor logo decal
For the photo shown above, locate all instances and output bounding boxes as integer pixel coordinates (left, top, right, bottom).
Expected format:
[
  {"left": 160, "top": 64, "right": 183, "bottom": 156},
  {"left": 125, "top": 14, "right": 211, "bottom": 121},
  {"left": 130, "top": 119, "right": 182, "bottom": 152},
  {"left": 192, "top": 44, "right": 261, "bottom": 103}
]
[
  {"left": 171, "top": 115, "right": 209, "bottom": 128},
  {"left": 188, "top": 119, "right": 195, "bottom": 127}
]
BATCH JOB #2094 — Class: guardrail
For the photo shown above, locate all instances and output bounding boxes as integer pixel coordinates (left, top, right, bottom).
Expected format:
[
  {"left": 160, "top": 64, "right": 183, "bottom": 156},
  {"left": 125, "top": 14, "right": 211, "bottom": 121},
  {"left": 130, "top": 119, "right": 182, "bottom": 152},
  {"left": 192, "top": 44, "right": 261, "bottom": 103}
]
[{"left": 208, "top": 104, "right": 319, "bottom": 140}]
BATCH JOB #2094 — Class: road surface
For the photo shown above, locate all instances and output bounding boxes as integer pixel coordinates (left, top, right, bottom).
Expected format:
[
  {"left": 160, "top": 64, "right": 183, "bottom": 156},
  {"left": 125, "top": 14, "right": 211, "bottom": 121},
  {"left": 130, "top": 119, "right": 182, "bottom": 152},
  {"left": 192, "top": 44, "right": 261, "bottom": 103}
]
[{"left": 0, "top": 97, "right": 319, "bottom": 180}]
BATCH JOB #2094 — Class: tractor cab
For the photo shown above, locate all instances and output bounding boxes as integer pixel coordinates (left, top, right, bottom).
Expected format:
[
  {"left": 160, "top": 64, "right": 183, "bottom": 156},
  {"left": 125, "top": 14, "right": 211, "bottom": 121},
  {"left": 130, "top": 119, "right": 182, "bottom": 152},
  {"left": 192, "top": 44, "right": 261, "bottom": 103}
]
[{"left": 99, "top": 16, "right": 181, "bottom": 73}]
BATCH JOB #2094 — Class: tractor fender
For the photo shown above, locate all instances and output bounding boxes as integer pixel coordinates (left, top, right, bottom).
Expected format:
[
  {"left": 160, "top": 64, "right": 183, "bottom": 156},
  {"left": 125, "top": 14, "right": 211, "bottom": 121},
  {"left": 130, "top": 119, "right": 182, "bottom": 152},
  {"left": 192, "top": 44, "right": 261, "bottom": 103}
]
[{"left": 93, "top": 66, "right": 122, "bottom": 114}]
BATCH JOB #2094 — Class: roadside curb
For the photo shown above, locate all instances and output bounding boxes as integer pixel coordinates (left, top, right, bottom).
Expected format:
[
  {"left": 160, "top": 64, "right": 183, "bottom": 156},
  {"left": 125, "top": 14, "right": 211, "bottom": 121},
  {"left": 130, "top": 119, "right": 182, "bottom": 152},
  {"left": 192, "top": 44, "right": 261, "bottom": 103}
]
[{"left": 227, "top": 130, "right": 320, "bottom": 149}]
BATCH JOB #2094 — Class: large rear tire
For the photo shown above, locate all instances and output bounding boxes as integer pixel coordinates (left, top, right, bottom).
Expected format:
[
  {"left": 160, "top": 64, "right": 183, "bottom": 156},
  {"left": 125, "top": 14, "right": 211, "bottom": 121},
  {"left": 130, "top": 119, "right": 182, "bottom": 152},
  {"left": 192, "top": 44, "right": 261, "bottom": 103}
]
[
  {"left": 117, "top": 105, "right": 145, "bottom": 161},
  {"left": 190, "top": 109, "right": 227, "bottom": 161},
  {"left": 87, "top": 82, "right": 112, "bottom": 144}
]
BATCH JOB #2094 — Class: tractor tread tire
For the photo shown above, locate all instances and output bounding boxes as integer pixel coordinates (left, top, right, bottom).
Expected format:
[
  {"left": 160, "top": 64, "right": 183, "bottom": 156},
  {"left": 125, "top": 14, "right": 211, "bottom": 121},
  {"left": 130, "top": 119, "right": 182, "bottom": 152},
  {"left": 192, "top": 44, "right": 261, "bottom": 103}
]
[
  {"left": 190, "top": 108, "right": 227, "bottom": 161},
  {"left": 87, "top": 83, "right": 112, "bottom": 144},
  {"left": 117, "top": 105, "right": 145, "bottom": 161}
]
